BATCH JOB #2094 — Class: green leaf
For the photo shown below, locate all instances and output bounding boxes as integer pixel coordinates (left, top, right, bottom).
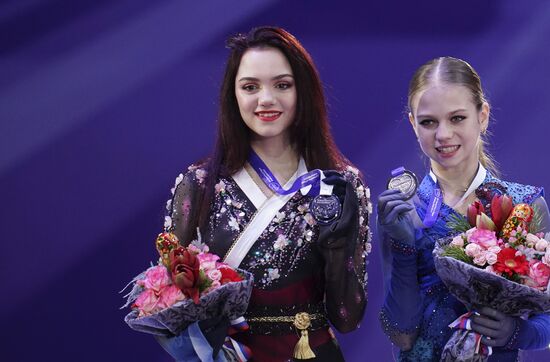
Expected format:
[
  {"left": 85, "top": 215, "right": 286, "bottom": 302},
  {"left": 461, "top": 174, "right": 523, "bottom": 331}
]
[
  {"left": 529, "top": 203, "right": 545, "bottom": 234},
  {"left": 442, "top": 245, "right": 473, "bottom": 264},
  {"left": 446, "top": 213, "right": 471, "bottom": 233}
]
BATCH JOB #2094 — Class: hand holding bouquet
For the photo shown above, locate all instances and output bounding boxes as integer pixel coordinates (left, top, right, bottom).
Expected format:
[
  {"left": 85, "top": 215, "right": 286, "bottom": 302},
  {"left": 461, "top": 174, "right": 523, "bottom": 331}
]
[{"left": 434, "top": 194, "right": 550, "bottom": 361}]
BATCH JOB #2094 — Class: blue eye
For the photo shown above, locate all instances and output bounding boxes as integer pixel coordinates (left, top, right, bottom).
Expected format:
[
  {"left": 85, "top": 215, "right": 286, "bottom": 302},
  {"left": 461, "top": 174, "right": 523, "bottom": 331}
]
[{"left": 419, "top": 119, "right": 436, "bottom": 127}]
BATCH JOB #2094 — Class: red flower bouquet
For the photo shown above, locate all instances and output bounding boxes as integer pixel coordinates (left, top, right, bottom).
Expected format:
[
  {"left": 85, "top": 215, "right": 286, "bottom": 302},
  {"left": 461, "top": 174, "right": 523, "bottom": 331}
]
[
  {"left": 434, "top": 195, "right": 550, "bottom": 361},
  {"left": 122, "top": 232, "right": 253, "bottom": 336}
]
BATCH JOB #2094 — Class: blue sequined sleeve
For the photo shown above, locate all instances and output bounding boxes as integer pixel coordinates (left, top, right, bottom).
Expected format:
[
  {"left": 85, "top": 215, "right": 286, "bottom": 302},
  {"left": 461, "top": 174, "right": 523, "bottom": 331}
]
[{"left": 378, "top": 228, "right": 424, "bottom": 351}]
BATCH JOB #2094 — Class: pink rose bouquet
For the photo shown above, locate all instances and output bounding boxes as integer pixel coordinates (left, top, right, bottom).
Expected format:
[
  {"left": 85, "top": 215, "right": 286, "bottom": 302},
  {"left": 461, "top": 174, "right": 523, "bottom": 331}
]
[
  {"left": 122, "top": 232, "right": 253, "bottom": 336},
  {"left": 434, "top": 194, "right": 550, "bottom": 361}
]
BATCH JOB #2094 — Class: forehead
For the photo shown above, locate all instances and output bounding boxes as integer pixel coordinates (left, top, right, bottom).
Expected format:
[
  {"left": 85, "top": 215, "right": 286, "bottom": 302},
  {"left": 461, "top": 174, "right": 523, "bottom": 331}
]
[
  {"left": 236, "top": 47, "right": 293, "bottom": 78},
  {"left": 413, "top": 84, "right": 475, "bottom": 116}
]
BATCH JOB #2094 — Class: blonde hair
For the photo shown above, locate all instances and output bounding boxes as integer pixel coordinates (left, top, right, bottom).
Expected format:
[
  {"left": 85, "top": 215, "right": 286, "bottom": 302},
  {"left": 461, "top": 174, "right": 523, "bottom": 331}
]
[{"left": 408, "top": 57, "right": 499, "bottom": 176}]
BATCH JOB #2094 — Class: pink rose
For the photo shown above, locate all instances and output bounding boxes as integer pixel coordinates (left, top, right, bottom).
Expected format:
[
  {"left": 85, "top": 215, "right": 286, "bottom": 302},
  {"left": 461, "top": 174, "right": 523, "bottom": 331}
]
[
  {"left": 138, "top": 265, "right": 171, "bottom": 292},
  {"left": 207, "top": 269, "right": 222, "bottom": 281},
  {"left": 134, "top": 289, "right": 160, "bottom": 316},
  {"left": 473, "top": 253, "right": 487, "bottom": 266},
  {"left": 525, "top": 261, "right": 550, "bottom": 290},
  {"left": 451, "top": 235, "right": 465, "bottom": 248},
  {"left": 197, "top": 252, "right": 220, "bottom": 272},
  {"left": 157, "top": 285, "right": 185, "bottom": 309},
  {"left": 487, "top": 245, "right": 501, "bottom": 254},
  {"left": 468, "top": 228, "right": 498, "bottom": 249},
  {"left": 465, "top": 243, "right": 483, "bottom": 258},
  {"left": 485, "top": 251, "right": 498, "bottom": 265}
]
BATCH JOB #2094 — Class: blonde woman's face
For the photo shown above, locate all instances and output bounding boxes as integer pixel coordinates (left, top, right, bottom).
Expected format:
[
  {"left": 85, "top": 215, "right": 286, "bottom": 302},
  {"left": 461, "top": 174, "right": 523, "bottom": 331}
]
[{"left": 409, "top": 84, "right": 489, "bottom": 171}]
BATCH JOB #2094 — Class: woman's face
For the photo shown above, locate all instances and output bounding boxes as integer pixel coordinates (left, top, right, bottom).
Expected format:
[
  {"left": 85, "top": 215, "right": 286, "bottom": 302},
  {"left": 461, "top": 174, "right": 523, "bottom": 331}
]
[
  {"left": 409, "top": 84, "right": 489, "bottom": 171},
  {"left": 235, "top": 47, "right": 297, "bottom": 143}
]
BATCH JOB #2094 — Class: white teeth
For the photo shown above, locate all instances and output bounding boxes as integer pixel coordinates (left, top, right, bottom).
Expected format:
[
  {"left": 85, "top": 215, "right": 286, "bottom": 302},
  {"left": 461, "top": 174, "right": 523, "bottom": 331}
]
[
  {"left": 257, "top": 112, "right": 280, "bottom": 117},
  {"left": 437, "top": 145, "right": 459, "bottom": 153}
]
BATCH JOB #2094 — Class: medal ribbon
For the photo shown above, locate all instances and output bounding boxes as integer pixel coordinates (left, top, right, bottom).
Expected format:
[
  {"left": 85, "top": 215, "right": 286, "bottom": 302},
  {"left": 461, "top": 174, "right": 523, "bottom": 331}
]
[{"left": 248, "top": 149, "right": 331, "bottom": 196}]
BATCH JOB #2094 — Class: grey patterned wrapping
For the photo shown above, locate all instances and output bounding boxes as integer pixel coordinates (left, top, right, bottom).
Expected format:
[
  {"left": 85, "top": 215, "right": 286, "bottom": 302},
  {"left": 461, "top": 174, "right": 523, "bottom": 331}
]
[
  {"left": 124, "top": 269, "right": 253, "bottom": 336},
  {"left": 433, "top": 236, "right": 550, "bottom": 316},
  {"left": 440, "top": 329, "right": 488, "bottom": 362}
]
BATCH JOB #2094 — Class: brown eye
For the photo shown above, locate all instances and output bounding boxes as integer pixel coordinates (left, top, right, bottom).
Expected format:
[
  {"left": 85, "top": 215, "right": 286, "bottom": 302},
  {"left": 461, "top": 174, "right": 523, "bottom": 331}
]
[
  {"left": 275, "top": 82, "right": 292, "bottom": 90},
  {"left": 242, "top": 84, "right": 258, "bottom": 92}
]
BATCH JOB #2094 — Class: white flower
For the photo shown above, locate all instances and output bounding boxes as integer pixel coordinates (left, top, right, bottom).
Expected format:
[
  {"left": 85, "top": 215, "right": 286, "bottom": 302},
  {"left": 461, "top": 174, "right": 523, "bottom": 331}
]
[
  {"left": 304, "top": 213, "right": 316, "bottom": 226},
  {"left": 274, "top": 212, "right": 286, "bottom": 223},
  {"left": 274, "top": 234, "right": 288, "bottom": 251},
  {"left": 268, "top": 268, "right": 280, "bottom": 280},
  {"left": 367, "top": 202, "right": 373, "bottom": 214},
  {"left": 228, "top": 217, "right": 240, "bottom": 231},
  {"left": 346, "top": 165, "right": 359, "bottom": 175},
  {"left": 164, "top": 216, "right": 172, "bottom": 229},
  {"left": 543, "top": 250, "right": 550, "bottom": 266},
  {"left": 165, "top": 199, "right": 172, "bottom": 211},
  {"left": 171, "top": 173, "right": 184, "bottom": 195},
  {"left": 195, "top": 169, "right": 207, "bottom": 184},
  {"left": 365, "top": 242, "right": 372, "bottom": 254},
  {"left": 526, "top": 233, "right": 540, "bottom": 248},
  {"left": 535, "top": 238, "right": 549, "bottom": 252},
  {"left": 215, "top": 181, "right": 226, "bottom": 193}
]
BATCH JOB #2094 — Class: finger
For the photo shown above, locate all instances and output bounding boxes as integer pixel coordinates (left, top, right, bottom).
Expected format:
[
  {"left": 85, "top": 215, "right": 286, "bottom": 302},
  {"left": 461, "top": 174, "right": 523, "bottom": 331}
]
[
  {"left": 377, "top": 190, "right": 409, "bottom": 212},
  {"left": 470, "top": 323, "right": 499, "bottom": 339},
  {"left": 478, "top": 307, "right": 505, "bottom": 321},
  {"left": 384, "top": 203, "right": 415, "bottom": 223},
  {"left": 480, "top": 336, "right": 504, "bottom": 347},
  {"left": 378, "top": 199, "right": 410, "bottom": 220},
  {"left": 471, "top": 315, "right": 501, "bottom": 330}
]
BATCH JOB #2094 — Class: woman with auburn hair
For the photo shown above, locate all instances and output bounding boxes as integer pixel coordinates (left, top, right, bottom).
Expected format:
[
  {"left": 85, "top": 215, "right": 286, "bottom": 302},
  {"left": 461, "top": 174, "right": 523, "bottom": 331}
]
[
  {"left": 377, "top": 56, "right": 550, "bottom": 361},
  {"left": 161, "top": 26, "right": 372, "bottom": 361}
]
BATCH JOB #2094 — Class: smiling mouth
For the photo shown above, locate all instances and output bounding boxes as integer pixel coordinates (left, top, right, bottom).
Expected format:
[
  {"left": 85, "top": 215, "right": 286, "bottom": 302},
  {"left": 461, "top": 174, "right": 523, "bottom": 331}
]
[
  {"left": 436, "top": 145, "right": 460, "bottom": 154},
  {"left": 255, "top": 111, "right": 281, "bottom": 121}
]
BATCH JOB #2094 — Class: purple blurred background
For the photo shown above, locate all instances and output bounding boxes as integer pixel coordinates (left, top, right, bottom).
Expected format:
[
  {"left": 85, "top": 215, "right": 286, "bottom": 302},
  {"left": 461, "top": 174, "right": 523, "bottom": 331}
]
[{"left": 1, "top": 0, "right": 550, "bottom": 360}]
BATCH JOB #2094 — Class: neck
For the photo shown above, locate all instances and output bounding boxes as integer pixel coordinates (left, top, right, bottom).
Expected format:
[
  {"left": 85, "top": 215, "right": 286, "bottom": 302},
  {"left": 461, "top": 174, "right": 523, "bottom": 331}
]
[
  {"left": 250, "top": 135, "right": 299, "bottom": 183},
  {"left": 431, "top": 159, "right": 480, "bottom": 198}
]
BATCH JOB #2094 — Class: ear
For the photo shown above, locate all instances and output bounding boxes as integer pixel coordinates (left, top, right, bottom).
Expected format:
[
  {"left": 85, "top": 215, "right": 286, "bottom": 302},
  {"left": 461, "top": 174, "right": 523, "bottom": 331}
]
[
  {"left": 479, "top": 102, "right": 490, "bottom": 133},
  {"left": 409, "top": 112, "right": 419, "bottom": 137}
]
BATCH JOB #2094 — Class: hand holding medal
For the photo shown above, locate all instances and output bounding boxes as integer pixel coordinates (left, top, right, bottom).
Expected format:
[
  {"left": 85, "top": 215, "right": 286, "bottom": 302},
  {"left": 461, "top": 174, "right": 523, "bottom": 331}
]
[{"left": 386, "top": 166, "right": 418, "bottom": 200}]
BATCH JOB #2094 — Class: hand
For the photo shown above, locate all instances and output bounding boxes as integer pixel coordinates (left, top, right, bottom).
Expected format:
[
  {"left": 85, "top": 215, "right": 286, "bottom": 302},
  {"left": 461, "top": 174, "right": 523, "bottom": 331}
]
[
  {"left": 471, "top": 307, "right": 518, "bottom": 347},
  {"left": 199, "top": 316, "right": 230, "bottom": 357},
  {"left": 317, "top": 170, "right": 359, "bottom": 248},
  {"left": 377, "top": 189, "right": 416, "bottom": 244}
]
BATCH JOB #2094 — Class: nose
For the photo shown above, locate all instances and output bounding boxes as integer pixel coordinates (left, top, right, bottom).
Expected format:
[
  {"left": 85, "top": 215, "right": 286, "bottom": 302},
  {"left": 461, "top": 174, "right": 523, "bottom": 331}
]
[
  {"left": 258, "top": 88, "right": 275, "bottom": 107},
  {"left": 435, "top": 121, "right": 452, "bottom": 141}
]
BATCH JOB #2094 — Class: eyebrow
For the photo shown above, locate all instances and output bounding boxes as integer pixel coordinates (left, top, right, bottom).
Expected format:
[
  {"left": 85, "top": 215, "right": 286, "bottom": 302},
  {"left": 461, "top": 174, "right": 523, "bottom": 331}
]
[
  {"left": 237, "top": 74, "right": 294, "bottom": 82},
  {"left": 416, "top": 108, "right": 468, "bottom": 119}
]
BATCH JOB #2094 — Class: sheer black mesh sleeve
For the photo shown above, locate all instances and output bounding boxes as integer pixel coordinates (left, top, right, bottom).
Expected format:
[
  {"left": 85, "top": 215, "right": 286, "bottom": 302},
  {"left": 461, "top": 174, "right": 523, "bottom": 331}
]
[{"left": 319, "top": 168, "right": 372, "bottom": 333}]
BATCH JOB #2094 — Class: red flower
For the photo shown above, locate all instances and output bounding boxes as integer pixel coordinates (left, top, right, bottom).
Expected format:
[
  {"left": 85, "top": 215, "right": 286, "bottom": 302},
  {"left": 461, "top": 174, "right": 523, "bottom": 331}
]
[
  {"left": 490, "top": 195, "right": 513, "bottom": 231},
  {"left": 467, "top": 201, "right": 485, "bottom": 227},
  {"left": 219, "top": 266, "right": 243, "bottom": 284},
  {"left": 493, "top": 248, "right": 529, "bottom": 276},
  {"left": 170, "top": 246, "right": 201, "bottom": 303}
]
